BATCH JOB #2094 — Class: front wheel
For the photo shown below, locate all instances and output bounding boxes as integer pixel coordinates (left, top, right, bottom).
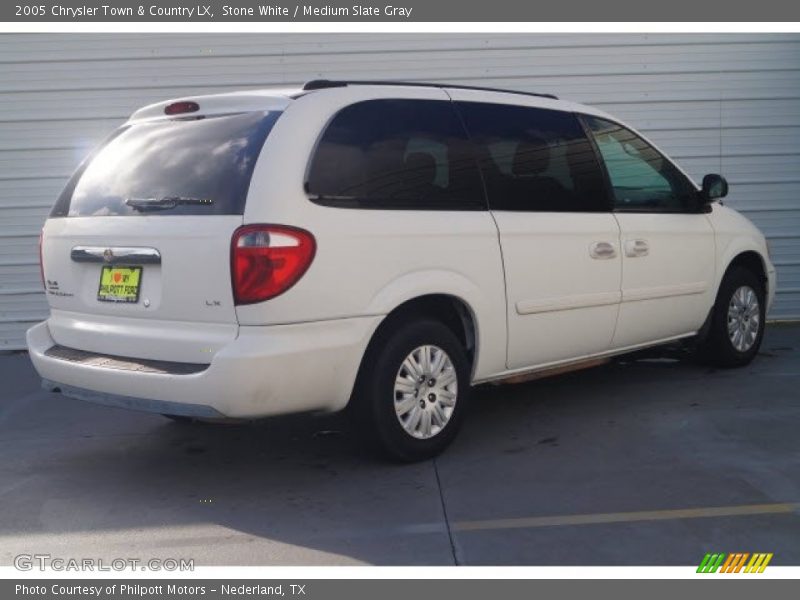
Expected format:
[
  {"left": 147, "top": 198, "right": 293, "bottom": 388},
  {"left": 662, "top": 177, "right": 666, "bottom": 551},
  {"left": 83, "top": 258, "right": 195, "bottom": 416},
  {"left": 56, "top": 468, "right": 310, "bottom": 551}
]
[
  {"left": 696, "top": 266, "right": 766, "bottom": 367},
  {"left": 351, "top": 318, "right": 471, "bottom": 462}
]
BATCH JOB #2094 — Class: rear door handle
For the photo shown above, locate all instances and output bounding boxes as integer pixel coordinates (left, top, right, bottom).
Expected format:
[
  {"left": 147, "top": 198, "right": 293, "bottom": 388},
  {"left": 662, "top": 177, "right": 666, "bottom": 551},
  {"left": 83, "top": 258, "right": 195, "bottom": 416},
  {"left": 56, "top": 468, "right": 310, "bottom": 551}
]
[
  {"left": 589, "top": 241, "right": 617, "bottom": 260},
  {"left": 624, "top": 239, "right": 649, "bottom": 258}
]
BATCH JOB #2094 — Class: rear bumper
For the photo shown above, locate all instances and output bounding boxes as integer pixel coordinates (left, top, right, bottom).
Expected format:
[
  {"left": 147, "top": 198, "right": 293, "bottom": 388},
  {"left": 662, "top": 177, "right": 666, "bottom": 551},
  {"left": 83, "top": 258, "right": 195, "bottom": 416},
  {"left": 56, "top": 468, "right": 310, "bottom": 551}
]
[
  {"left": 41, "top": 379, "right": 224, "bottom": 418},
  {"left": 27, "top": 315, "right": 381, "bottom": 419}
]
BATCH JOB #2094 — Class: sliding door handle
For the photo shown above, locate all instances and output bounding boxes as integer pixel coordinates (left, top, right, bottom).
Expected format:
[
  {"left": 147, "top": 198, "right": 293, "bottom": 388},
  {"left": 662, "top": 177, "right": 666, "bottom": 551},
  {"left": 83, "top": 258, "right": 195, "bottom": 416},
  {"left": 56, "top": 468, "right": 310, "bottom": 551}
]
[{"left": 589, "top": 241, "right": 617, "bottom": 260}]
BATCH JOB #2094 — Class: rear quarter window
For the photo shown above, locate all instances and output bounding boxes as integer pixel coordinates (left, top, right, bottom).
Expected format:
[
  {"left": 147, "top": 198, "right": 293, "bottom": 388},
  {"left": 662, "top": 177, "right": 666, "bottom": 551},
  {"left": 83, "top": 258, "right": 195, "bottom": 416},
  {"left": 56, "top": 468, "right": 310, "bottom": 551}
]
[
  {"left": 305, "top": 99, "right": 485, "bottom": 210},
  {"left": 51, "top": 111, "right": 281, "bottom": 217}
]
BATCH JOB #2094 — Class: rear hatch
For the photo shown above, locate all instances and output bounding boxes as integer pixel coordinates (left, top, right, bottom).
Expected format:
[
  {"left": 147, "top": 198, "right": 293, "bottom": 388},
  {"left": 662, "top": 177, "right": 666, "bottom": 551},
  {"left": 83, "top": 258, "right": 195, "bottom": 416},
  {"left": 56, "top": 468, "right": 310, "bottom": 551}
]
[{"left": 41, "top": 104, "right": 283, "bottom": 363}]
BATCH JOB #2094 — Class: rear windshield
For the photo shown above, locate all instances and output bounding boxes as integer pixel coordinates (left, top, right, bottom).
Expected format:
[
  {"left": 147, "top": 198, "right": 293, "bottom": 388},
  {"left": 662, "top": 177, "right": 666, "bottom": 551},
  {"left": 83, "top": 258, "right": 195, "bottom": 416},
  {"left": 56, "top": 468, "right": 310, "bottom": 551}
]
[{"left": 51, "top": 111, "right": 281, "bottom": 217}]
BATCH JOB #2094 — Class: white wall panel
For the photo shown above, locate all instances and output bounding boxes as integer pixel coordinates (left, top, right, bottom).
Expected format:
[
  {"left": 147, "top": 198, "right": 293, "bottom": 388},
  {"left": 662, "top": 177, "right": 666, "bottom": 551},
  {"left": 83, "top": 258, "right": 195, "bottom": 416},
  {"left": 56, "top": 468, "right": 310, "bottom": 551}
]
[{"left": 0, "top": 33, "right": 798, "bottom": 349}]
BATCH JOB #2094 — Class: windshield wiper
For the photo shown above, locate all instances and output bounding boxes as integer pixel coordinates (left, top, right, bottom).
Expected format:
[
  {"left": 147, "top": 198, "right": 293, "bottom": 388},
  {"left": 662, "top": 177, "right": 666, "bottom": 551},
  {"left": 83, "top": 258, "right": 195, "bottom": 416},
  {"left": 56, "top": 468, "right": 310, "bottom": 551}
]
[{"left": 125, "top": 196, "right": 214, "bottom": 211}]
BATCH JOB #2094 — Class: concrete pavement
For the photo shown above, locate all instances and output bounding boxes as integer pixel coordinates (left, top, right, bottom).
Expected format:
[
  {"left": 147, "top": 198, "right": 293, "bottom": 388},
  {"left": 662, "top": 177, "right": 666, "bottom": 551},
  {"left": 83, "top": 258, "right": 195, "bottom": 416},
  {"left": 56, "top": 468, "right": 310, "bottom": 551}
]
[{"left": 0, "top": 324, "right": 798, "bottom": 566}]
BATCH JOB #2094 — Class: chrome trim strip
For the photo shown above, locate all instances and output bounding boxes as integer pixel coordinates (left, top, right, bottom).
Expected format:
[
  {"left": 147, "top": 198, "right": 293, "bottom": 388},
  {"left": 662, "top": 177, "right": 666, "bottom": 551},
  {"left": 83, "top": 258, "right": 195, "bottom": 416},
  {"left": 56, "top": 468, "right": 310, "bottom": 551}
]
[{"left": 71, "top": 246, "right": 161, "bottom": 265}]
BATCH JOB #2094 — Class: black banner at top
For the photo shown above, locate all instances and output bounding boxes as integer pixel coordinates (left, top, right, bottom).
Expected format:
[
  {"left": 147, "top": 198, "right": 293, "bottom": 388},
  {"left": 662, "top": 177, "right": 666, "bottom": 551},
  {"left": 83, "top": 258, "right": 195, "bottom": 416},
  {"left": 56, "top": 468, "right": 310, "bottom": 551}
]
[{"left": 5, "top": 0, "right": 800, "bottom": 22}]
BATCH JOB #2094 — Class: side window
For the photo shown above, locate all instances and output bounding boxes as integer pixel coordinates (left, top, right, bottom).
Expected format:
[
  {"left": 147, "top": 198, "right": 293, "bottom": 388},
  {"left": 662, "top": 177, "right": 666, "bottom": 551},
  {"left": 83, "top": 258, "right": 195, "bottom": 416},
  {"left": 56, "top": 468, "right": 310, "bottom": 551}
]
[
  {"left": 306, "top": 99, "right": 485, "bottom": 210},
  {"left": 455, "top": 101, "right": 608, "bottom": 212},
  {"left": 584, "top": 116, "right": 698, "bottom": 212}
]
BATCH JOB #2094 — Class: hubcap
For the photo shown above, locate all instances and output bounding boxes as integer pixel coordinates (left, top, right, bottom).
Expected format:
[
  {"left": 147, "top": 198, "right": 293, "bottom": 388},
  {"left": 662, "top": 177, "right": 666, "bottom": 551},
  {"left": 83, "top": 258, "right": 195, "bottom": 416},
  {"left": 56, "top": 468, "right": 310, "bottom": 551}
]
[
  {"left": 727, "top": 285, "right": 760, "bottom": 353},
  {"left": 393, "top": 345, "right": 458, "bottom": 440}
]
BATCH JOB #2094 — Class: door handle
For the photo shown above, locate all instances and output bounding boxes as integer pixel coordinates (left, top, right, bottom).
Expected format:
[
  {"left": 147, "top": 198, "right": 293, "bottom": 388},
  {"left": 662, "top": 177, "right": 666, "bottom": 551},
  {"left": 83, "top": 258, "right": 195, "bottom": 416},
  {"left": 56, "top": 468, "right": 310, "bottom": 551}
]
[
  {"left": 624, "top": 239, "right": 649, "bottom": 258},
  {"left": 589, "top": 241, "right": 617, "bottom": 260}
]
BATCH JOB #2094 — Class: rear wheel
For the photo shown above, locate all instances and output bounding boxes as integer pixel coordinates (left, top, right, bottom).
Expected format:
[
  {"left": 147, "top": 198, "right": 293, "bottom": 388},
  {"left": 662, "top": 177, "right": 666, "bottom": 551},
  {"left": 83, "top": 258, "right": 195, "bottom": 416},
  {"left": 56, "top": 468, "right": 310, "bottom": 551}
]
[
  {"left": 352, "top": 318, "right": 470, "bottom": 462},
  {"left": 696, "top": 266, "right": 765, "bottom": 367},
  {"left": 162, "top": 414, "right": 195, "bottom": 424},
  {"left": 161, "top": 415, "right": 240, "bottom": 425}
]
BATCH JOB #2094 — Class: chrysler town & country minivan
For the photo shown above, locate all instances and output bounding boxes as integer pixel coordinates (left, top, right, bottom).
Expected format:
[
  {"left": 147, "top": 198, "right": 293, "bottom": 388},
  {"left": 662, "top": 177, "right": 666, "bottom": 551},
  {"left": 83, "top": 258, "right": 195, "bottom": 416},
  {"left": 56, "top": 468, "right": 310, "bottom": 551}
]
[{"left": 27, "top": 80, "right": 776, "bottom": 460}]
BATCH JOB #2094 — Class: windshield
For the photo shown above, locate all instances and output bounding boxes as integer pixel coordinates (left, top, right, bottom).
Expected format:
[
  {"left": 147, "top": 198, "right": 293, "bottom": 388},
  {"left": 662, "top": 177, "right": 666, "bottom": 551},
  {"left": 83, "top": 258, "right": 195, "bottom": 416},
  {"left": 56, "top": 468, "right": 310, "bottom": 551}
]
[{"left": 51, "top": 111, "right": 281, "bottom": 217}]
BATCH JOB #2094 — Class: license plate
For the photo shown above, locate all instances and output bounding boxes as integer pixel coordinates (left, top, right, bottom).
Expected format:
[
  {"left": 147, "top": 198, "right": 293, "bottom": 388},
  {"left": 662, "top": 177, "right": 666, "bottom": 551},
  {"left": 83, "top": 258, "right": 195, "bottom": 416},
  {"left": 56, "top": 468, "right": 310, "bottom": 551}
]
[{"left": 97, "top": 266, "right": 142, "bottom": 303}]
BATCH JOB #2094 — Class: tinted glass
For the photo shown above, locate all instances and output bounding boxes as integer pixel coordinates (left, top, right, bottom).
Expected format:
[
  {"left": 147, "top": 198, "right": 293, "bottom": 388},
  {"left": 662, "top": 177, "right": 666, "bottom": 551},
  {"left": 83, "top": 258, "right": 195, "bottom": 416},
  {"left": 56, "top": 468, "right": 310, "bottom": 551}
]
[
  {"left": 306, "top": 99, "right": 485, "bottom": 210},
  {"left": 584, "top": 116, "right": 697, "bottom": 212},
  {"left": 51, "top": 111, "right": 281, "bottom": 217},
  {"left": 455, "top": 102, "right": 608, "bottom": 212}
]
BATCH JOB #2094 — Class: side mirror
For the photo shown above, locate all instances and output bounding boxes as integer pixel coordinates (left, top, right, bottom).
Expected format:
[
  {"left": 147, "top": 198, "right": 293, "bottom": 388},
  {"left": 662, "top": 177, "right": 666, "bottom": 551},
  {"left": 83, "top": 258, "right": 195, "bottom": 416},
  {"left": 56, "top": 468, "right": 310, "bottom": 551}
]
[{"left": 701, "top": 174, "right": 728, "bottom": 201}]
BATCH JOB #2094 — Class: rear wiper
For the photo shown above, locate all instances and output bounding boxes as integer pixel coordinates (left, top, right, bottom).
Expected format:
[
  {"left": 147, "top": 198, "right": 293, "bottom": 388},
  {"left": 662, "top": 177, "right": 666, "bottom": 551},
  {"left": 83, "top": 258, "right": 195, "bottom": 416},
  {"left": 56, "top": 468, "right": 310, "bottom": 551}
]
[{"left": 125, "top": 196, "right": 214, "bottom": 211}]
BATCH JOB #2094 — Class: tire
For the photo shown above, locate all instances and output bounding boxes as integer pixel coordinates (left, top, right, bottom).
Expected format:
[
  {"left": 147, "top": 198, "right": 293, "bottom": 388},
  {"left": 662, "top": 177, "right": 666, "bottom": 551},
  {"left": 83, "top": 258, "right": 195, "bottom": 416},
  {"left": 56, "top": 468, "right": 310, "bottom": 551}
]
[
  {"left": 696, "top": 266, "right": 766, "bottom": 368},
  {"left": 162, "top": 414, "right": 243, "bottom": 425},
  {"left": 351, "top": 318, "right": 471, "bottom": 462},
  {"left": 162, "top": 414, "right": 195, "bottom": 424}
]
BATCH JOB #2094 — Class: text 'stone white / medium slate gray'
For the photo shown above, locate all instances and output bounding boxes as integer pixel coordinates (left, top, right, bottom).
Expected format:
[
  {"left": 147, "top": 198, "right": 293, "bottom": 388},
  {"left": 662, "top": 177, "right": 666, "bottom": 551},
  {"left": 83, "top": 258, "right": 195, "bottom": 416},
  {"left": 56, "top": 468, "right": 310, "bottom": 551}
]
[{"left": 0, "top": 33, "right": 798, "bottom": 349}]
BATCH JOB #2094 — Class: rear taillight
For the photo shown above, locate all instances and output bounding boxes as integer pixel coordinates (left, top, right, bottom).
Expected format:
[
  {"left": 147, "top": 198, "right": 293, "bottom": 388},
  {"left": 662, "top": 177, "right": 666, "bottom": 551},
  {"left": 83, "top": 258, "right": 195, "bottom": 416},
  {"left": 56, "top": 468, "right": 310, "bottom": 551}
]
[
  {"left": 38, "top": 230, "right": 45, "bottom": 290},
  {"left": 231, "top": 225, "right": 316, "bottom": 305}
]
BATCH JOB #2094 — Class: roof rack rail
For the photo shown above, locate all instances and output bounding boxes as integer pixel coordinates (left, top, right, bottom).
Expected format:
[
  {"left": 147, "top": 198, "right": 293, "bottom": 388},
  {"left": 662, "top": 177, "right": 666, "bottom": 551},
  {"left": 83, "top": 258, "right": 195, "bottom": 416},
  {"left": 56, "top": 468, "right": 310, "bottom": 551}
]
[{"left": 302, "top": 79, "right": 558, "bottom": 100}]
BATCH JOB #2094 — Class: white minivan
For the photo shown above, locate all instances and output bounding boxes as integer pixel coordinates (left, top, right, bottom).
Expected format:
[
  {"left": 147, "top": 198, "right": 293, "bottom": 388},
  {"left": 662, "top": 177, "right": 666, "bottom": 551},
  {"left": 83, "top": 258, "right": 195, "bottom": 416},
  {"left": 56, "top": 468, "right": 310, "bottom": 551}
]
[{"left": 28, "top": 80, "right": 776, "bottom": 461}]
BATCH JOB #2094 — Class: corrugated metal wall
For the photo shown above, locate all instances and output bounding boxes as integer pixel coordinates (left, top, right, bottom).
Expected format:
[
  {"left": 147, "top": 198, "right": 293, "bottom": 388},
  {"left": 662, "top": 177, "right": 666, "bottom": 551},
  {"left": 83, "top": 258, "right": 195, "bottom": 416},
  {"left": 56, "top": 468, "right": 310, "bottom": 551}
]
[{"left": 1, "top": 33, "right": 798, "bottom": 349}]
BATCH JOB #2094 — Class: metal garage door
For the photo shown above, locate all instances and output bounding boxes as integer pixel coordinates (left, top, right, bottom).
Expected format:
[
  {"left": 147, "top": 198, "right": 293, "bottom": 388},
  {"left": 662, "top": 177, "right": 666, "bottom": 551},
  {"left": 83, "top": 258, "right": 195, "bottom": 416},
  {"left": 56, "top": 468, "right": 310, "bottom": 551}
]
[{"left": 1, "top": 33, "right": 798, "bottom": 349}]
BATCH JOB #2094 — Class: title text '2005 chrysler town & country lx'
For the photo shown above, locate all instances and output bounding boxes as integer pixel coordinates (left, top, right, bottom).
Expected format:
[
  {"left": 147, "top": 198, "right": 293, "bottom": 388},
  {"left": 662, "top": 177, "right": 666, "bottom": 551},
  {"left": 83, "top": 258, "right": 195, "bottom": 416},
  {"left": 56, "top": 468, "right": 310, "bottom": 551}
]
[{"left": 27, "top": 80, "right": 776, "bottom": 461}]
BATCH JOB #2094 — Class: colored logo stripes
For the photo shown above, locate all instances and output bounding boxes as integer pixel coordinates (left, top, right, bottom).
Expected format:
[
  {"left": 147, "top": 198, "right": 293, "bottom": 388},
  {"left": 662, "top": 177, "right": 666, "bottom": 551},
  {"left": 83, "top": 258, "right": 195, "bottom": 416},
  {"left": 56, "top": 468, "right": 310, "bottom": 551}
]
[{"left": 697, "top": 552, "right": 773, "bottom": 573}]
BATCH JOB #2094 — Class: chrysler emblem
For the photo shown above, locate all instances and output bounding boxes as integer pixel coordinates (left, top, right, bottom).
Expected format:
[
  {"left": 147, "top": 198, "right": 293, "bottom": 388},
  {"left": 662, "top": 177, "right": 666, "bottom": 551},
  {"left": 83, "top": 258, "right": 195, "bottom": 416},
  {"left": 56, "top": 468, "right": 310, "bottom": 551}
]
[{"left": 103, "top": 248, "right": 114, "bottom": 263}]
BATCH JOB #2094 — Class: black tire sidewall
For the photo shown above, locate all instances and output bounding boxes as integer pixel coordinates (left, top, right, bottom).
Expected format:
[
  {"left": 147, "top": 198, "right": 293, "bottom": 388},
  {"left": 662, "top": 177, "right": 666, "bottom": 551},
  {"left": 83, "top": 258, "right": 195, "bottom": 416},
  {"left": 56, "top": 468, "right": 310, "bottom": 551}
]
[
  {"left": 356, "top": 318, "right": 471, "bottom": 462},
  {"left": 162, "top": 414, "right": 194, "bottom": 423}
]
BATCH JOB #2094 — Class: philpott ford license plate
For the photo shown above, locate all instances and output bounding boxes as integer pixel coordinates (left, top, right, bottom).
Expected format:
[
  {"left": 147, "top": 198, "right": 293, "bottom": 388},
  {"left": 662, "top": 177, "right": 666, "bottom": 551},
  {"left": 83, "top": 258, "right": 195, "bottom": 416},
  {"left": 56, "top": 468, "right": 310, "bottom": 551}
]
[{"left": 97, "top": 266, "right": 142, "bottom": 303}]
